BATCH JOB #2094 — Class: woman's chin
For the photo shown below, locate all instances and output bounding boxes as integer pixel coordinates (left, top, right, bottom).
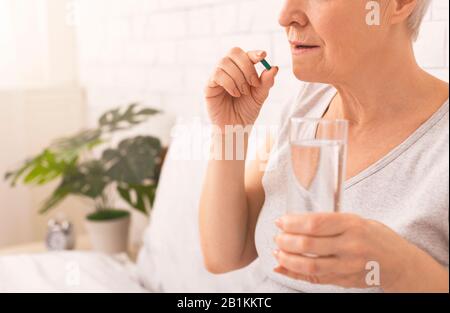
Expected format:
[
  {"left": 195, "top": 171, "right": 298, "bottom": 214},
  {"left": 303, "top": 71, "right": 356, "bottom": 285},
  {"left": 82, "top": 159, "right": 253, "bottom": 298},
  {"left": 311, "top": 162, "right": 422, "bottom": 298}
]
[{"left": 292, "top": 67, "right": 325, "bottom": 83}]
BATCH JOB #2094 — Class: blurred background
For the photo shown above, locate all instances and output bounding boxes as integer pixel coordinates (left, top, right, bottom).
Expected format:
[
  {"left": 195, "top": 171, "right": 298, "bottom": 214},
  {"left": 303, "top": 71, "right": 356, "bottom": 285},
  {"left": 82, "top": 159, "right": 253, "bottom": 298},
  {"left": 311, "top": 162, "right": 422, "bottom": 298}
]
[{"left": 0, "top": 0, "right": 448, "bottom": 249}]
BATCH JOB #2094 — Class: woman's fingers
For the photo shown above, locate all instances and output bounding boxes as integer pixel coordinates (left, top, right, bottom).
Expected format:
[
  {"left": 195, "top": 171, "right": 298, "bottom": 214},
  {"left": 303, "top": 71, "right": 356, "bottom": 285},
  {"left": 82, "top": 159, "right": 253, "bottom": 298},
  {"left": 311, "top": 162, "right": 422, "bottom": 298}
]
[
  {"left": 245, "top": 49, "right": 279, "bottom": 91},
  {"left": 276, "top": 212, "right": 359, "bottom": 236},
  {"left": 275, "top": 233, "right": 339, "bottom": 256},
  {"left": 217, "top": 56, "right": 251, "bottom": 96},
  {"left": 259, "top": 66, "right": 279, "bottom": 89},
  {"left": 274, "top": 250, "right": 339, "bottom": 276},
  {"left": 228, "top": 48, "right": 264, "bottom": 88},
  {"left": 246, "top": 49, "right": 268, "bottom": 65},
  {"left": 273, "top": 266, "right": 361, "bottom": 288},
  {"left": 207, "top": 68, "right": 241, "bottom": 98},
  {"left": 274, "top": 265, "right": 339, "bottom": 285},
  {"left": 205, "top": 47, "right": 278, "bottom": 101},
  {"left": 251, "top": 66, "right": 279, "bottom": 105}
]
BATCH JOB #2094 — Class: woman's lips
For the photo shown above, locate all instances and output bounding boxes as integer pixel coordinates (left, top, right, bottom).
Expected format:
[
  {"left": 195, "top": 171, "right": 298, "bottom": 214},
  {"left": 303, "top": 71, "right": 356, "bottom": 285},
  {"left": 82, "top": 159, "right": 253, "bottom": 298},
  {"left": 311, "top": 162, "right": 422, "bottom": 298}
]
[{"left": 289, "top": 41, "right": 321, "bottom": 55}]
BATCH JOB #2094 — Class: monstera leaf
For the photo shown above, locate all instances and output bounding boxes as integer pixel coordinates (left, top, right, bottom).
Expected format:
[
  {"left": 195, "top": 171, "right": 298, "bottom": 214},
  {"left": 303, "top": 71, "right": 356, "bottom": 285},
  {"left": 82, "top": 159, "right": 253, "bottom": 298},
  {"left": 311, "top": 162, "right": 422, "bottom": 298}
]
[
  {"left": 102, "top": 136, "right": 162, "bottom": 215},
  {"left": 102, "top": 136, "right": 162, "bottom": 184},
  {"left": 4, "top": 149, "right": 78, "bottom": 187},
  {"left": 63, "top": 160, "right": 110, "bottom": 198},
  {"left": 4, "top": 103, "right": 163, "bottom": 216},
  {"left": 99, "top": 104, "right": 160, "bottom": 132},
  {"left": 51, "top": 129, "right": 102, "bottom": 155},
  {"left": 117, "top": 184, "right": 157, "bottom": 215},
  {"left": 4, "top": 129, "right": 101, "bottom": 188},
  {"left": 40, "top": 160, "right": 110, "bottom": 214}
]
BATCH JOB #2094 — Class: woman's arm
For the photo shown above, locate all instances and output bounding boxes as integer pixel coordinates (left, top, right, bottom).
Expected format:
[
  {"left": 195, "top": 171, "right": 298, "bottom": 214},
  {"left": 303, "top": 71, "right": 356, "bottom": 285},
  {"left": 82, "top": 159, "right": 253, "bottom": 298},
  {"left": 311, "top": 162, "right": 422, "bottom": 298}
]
[
  {"left": 199, "top": 133, "right": 270, "bottom": 274},
  {"left": 199, "top": 47, "right": 278, "bottom": 274}
]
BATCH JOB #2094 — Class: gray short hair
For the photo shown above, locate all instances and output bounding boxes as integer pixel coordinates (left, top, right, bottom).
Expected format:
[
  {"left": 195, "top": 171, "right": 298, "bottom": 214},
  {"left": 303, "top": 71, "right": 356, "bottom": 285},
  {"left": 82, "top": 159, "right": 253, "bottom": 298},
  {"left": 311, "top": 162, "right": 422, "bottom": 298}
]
[{"left": 408, "top": 0, "right": 432, "bottom": 40}]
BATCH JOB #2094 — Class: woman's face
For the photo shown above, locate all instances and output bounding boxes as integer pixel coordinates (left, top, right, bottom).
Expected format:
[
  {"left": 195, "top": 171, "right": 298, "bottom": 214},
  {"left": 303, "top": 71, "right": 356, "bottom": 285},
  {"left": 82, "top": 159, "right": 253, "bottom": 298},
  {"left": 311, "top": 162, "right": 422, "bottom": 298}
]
[{"left": 279, "top": 0, "right": 393, "bottom": 84}]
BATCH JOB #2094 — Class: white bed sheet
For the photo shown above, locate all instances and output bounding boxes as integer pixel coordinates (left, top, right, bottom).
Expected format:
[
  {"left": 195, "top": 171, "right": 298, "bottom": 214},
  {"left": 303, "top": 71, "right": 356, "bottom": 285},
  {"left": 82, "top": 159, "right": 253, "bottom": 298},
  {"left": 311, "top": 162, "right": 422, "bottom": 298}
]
[{"left": 0, "top": 252, "right": 149, "bottom": 293}]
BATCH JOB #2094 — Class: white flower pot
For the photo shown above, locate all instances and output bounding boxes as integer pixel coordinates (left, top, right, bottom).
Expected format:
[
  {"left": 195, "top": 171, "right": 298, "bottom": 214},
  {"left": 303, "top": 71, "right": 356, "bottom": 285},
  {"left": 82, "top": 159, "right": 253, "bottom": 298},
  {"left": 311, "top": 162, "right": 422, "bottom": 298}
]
[{"left": 85, "top": 213, "right": 130, "bottom": 254}]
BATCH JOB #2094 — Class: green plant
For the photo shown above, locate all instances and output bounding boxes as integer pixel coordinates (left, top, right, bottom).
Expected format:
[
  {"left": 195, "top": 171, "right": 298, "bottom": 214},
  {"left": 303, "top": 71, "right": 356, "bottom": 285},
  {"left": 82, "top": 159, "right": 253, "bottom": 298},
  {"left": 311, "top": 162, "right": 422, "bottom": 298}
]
[{"left": 4, "top": 104, "right": 164, "bottom": 218}]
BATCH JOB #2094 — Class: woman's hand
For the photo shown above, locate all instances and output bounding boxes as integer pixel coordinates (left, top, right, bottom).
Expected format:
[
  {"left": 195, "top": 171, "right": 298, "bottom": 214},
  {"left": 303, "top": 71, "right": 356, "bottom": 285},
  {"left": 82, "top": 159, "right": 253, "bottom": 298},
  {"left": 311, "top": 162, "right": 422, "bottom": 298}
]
[
  {"left": 273, "top": 213, "right": 449, "bottom": 292},
  {"left": 205, "top": 47, "right": 278, "bottom": 131}
]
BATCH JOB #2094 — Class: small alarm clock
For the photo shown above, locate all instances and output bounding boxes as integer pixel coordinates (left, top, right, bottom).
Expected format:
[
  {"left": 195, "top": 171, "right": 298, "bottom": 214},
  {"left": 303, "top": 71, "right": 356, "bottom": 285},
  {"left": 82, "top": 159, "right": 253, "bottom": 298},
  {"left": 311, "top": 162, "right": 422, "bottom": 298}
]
[{"left": 45, "top": 218, "right": 76, "bottom": 251}]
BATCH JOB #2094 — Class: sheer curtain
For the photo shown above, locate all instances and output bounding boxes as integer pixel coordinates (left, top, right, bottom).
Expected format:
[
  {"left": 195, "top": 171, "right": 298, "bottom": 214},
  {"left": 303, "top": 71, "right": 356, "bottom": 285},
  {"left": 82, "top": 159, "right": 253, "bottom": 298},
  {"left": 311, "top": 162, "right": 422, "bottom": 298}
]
[
  {"left": 0, "top": 0, "right": 48, "bottom": 88},
  {"left": 0, "top": 0, "right": 83, "bottom": 247},
  {"left": 0, "top": 0, "right": 77, "bottom": 89}
]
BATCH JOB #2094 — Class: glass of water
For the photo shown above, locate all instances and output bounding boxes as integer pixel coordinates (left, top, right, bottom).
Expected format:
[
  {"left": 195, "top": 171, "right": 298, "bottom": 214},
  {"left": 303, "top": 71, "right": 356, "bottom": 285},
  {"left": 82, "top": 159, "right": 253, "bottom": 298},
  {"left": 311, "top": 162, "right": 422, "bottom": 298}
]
[{"left": 289, "top": 118, "right": 348, "bottom": 213}]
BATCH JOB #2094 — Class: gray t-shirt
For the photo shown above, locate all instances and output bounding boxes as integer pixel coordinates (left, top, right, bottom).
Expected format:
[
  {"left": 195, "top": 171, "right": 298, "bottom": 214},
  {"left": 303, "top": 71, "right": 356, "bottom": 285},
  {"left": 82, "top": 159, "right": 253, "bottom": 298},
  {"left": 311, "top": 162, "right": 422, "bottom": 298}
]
[{"left": 252, "top": 83, "right": 449, "bottom": 292}]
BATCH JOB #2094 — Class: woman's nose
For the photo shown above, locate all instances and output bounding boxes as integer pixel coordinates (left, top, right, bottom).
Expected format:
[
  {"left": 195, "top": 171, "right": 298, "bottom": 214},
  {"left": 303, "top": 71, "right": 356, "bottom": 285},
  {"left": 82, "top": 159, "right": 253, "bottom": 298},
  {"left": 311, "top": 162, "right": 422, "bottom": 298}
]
[{"left": 278, "top": 0, "right": 308, "bottom": 28}]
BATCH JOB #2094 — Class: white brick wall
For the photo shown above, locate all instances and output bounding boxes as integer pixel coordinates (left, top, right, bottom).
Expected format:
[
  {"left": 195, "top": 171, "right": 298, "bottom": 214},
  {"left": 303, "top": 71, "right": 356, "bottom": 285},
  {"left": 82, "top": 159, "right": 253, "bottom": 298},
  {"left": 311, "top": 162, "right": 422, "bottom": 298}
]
[{"left": 74, "top": 0, "right": 449, "bottom": 125}]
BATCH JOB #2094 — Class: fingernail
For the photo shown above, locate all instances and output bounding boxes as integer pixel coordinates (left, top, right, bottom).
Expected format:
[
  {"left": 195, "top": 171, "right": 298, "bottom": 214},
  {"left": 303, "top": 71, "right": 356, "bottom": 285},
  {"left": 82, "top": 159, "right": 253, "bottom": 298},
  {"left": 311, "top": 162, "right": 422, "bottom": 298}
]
[
  {"left": 275, "top": 218, "right": 283, "bottom": 229},
  {"left": 256, "top": 50, "right": 266, "bottom": 57},
  {"left": 241, "top": 83, "right": 250, "bottom": 95},
  {"left": 272, "top": 249, "right": 280, "bottom": 258},
  {"left": 250, "top": 75, "right": 260, "bottom": 87}
]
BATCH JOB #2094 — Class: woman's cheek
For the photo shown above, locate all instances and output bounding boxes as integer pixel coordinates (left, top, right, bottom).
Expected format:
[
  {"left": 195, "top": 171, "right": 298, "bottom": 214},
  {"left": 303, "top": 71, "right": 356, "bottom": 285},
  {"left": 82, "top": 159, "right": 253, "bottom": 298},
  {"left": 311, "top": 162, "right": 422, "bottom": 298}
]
[{"left": 319, "top": 13, "right": 373, "bottom": 62}]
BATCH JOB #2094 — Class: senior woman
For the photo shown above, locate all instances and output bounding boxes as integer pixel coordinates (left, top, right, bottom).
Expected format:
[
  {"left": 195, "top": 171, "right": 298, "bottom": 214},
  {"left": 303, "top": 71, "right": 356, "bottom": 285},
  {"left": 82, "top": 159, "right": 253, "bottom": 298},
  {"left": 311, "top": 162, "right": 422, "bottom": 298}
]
[{"left": 199, "top": 0, "right": 449, "bottom": 292}]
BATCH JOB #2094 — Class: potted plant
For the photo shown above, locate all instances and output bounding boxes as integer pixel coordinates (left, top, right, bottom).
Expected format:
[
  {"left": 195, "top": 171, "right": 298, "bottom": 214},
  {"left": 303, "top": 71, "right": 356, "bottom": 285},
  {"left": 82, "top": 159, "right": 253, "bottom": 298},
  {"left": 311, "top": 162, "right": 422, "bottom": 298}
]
[{"left": 4, "top": 104, "right": 164, "bottom": 254}]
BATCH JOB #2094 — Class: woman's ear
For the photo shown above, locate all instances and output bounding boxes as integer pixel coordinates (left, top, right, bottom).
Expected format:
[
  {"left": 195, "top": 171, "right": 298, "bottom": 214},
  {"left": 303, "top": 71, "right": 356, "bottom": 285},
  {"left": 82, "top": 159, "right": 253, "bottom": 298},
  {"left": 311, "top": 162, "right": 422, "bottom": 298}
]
[{"left": 389, "top": 0, "right": 417, "bottom": 25}]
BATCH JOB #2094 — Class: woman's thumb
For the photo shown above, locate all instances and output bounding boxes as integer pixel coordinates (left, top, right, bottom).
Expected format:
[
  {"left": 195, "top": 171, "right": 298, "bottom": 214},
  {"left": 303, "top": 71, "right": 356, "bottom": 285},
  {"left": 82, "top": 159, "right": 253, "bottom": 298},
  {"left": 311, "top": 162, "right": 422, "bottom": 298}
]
[{"left": 259, "top": 66, "right": 279, "bottom": 90}]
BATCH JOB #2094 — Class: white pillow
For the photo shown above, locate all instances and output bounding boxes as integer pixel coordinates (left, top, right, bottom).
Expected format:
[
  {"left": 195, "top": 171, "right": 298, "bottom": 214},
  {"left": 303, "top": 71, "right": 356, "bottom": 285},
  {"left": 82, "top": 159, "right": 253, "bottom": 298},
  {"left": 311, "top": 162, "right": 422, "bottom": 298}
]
[{"left": 136, "top": 118, "right": 260, "bottom": 292}]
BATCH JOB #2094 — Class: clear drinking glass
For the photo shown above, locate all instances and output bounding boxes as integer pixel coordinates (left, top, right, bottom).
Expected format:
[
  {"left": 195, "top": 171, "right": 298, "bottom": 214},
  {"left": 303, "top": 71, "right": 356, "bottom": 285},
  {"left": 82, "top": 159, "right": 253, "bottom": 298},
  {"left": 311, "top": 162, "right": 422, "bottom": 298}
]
[{"left": 289, "top": 118, "right": 349, "bottom": 213}]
